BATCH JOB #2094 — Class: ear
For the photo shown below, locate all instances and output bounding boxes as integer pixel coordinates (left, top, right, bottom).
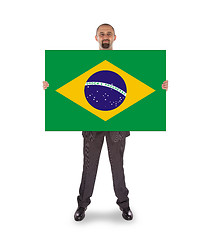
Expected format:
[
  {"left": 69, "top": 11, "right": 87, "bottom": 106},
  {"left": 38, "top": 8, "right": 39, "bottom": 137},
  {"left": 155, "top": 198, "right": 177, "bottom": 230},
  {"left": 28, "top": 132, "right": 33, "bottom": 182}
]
[
  {"left": 95, "top": 35, "right": 98, "bottom": 41},
  {"left": 114, "top": 35, "right": 116, "bottom": 41}
]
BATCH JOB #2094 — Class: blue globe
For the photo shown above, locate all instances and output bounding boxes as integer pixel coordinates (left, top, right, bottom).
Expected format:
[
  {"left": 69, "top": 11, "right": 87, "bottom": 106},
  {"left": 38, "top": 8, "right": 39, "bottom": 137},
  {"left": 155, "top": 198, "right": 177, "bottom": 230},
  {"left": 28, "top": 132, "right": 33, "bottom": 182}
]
[{"left": 84, "top": 70, "right": 127, "bottom": 111}]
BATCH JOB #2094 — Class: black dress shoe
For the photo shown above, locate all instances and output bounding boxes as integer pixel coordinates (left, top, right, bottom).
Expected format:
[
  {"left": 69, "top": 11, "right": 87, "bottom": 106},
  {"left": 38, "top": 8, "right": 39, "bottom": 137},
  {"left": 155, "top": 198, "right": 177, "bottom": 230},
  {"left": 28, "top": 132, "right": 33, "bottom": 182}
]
[
  {"left": 74, "top": 207, "right": 87, "bottom": 221},
  {"left": 120, "top": 207, "right": 133, "bottom": 220}
]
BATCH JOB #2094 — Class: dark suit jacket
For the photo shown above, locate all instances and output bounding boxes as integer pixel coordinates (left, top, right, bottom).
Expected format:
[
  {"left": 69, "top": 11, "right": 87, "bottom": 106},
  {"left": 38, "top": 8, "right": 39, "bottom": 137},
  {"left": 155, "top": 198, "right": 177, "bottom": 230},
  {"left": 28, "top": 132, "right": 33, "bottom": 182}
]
[{"left": 82, "top": 131, "right": 130, "bottom": 142}]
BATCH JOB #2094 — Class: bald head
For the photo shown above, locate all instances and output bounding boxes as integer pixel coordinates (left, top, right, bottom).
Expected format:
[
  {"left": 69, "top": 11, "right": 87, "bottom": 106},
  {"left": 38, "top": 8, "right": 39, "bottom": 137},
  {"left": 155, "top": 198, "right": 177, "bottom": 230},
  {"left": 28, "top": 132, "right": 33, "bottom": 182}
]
[
  {"left": 96, "top": 23, "right": 115, "bottom": 36},
  {"left": 95, "top": 23, "right": 116, "bottom": 50}
]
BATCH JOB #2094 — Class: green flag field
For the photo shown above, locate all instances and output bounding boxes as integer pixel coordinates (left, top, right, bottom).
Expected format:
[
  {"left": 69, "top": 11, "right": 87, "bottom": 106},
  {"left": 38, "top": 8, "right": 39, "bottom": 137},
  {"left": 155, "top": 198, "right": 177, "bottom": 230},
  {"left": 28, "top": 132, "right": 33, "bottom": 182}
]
[{"left": 45, "top": 50, "right": 166, "bottom": 131}]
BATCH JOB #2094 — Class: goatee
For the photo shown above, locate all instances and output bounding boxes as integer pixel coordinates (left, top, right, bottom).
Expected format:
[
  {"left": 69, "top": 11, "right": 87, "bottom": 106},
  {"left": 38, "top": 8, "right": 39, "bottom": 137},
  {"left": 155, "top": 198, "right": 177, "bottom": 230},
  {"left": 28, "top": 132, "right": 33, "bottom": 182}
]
[{"left": 102, "top": 43, "right": 110, "bottom": 48}]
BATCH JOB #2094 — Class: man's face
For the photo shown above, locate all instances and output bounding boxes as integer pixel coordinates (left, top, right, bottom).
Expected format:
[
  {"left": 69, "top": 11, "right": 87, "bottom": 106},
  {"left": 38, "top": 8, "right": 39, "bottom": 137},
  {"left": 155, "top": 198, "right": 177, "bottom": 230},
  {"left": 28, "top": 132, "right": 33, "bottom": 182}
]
[{"left": 95, "top": 25, "right": 116, "bottom": 50}]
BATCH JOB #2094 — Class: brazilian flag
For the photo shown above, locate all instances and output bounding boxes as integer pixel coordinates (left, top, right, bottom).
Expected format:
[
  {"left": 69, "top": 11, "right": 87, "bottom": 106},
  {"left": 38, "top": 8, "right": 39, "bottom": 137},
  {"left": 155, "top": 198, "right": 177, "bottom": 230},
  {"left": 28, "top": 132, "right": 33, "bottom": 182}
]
[{"left": 45, "top": 50, "right": 166, "bottom": 131}]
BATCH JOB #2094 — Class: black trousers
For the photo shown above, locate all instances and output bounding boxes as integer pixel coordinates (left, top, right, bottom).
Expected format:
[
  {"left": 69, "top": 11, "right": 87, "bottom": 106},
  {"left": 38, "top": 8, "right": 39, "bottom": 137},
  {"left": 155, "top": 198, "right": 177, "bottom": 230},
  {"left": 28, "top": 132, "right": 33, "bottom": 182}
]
[{"left": 77, "top": 131, "right": 129, "bottom": 209}]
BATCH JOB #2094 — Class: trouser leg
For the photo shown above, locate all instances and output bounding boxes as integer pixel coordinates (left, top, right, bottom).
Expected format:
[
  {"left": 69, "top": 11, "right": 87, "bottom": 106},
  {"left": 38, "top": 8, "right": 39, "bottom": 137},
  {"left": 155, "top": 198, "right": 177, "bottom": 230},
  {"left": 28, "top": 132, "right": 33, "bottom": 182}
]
[
  {"left": 77, "top": 132, "right": 105, "bottom": 208},
  {"left": 106, "top": 133, "right": 129, "bottom": 209}
]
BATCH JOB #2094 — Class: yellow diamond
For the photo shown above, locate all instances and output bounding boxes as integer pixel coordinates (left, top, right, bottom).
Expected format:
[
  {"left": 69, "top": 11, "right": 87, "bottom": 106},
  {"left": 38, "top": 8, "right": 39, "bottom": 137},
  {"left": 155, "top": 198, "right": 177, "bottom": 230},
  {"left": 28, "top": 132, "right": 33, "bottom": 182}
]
[{"left": 56, "top": 60, "right": 155, "bottom": 121}]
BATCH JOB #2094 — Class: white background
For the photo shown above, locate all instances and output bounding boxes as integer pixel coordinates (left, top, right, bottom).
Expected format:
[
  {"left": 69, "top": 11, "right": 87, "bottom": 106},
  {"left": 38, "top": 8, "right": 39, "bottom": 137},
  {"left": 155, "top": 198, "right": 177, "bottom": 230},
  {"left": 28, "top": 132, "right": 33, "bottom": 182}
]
[{"left": 0, "top": 0, "right": 211, "bottom": 239}]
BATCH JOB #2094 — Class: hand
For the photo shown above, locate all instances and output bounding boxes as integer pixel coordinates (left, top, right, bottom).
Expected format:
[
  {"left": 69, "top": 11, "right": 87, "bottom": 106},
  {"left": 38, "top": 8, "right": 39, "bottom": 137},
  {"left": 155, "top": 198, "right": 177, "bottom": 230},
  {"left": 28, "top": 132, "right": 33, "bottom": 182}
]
[
  {"left": 43, "top": 81, "right": 49, "bottom": 90},
  {"left": 162, "top": 80, "right": 168, "bottom": 91}
]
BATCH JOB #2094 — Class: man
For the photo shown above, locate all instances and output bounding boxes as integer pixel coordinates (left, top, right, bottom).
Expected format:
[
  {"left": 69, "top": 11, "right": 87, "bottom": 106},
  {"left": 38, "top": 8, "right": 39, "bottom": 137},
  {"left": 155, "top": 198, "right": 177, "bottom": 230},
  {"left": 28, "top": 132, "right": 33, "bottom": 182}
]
[{"left": 43, "top": 23, "right": 168, "bottom": 221}]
